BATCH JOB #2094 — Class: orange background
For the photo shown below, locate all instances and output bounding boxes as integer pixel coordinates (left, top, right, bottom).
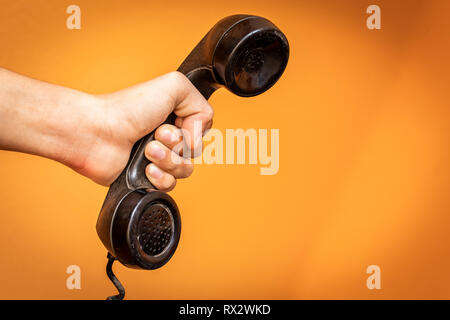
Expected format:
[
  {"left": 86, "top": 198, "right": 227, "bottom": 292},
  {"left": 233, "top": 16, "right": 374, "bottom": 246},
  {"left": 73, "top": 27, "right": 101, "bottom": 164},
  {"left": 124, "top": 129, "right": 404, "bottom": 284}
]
[{"left": 0, "top": 0, "right": 449, "bottom": 299}]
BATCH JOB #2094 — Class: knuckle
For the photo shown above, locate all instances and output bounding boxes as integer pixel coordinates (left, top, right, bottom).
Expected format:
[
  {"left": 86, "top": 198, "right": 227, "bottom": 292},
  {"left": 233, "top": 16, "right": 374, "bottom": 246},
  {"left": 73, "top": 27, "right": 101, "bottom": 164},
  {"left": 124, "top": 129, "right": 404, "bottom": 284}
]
[
  {"left": 166, "top": 159, "right": 178, "bottom": 172},
  {"left": 204, "top": 119, "right": 213, "bottom": 133},
  {"left": 166, "top": 71, "right": 190, "bottom": 104},
  {"left": 204, "top": 105, "right": 214, "bottom": 120},
  {"left": 183, "top": 162, "right": 194, "bottom": 177},
  {"left": 175, "top": 163, "right": 193, "bottom": 179},
  {"left": 159, "top": 123, "right": 174, "bottom": 131},
  {"left": 161, "top": 177, "right": 176, "bottom": 191},
  {"left": 168, "top": 71, "right": 187, "bottom": 87}
]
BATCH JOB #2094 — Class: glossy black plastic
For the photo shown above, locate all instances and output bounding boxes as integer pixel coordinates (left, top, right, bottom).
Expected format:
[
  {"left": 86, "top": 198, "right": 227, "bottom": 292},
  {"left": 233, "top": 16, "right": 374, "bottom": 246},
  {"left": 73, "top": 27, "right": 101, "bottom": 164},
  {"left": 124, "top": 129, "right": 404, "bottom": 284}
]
[{"left": 96, "top": 14, "right": 289, "bottom": 270}]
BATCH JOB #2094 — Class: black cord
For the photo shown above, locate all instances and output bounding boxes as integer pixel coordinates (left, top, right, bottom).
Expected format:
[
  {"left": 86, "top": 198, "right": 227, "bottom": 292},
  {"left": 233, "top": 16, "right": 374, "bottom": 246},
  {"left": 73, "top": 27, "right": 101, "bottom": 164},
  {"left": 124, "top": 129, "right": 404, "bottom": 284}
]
[{"left": 106, "top": 253, "right": 126, "bottom": 300}]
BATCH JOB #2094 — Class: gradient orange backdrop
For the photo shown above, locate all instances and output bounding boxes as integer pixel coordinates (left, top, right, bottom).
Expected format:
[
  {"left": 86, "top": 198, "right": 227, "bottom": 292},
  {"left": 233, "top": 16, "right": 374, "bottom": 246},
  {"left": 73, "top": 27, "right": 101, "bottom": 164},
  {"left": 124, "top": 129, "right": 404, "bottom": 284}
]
[{"left": 0, "top": 0, "right": 449, "bottom": 299}]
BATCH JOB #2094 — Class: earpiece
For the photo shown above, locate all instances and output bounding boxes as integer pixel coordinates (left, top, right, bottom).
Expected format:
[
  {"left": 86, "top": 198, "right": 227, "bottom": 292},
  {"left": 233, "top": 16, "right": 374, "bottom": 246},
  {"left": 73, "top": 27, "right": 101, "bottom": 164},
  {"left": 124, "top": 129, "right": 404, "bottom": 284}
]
[{"left": 96, "top": 14, "right": 289, "bottom": 296}]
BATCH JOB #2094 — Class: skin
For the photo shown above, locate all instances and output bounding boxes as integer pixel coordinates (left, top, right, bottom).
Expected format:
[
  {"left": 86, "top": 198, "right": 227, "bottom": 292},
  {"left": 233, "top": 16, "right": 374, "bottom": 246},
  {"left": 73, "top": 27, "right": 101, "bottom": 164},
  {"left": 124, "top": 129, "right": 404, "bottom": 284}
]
[{"left": 0, "top": 68, "right": 214, "bottom": 191}]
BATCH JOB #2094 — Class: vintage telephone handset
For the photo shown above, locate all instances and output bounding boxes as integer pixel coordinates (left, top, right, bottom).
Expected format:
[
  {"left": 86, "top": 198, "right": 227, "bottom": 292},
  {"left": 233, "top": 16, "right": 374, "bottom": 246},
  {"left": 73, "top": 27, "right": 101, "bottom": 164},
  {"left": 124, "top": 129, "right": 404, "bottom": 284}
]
[{"left": 96, "top": 14, "right": 289, "bottom": 300}]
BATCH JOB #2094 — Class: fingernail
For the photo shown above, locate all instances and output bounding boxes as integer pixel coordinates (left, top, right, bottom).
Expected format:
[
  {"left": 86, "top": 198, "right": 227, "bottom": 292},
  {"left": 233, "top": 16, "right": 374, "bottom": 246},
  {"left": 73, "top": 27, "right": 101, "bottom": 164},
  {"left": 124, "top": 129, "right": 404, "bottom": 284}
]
[
  {"left": 161, "top": 129, "right": 178, "bottom": 143},
  {"left": 148, "top": 142, "right": 165, "bottom": 160},
  {"left": 148, "top": 164, "right": 163, "bottom": 179}
]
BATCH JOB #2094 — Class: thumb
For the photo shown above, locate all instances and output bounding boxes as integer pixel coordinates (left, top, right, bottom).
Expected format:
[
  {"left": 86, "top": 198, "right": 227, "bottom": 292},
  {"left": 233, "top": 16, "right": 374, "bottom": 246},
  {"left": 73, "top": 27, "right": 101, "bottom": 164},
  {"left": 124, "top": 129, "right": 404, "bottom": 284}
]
[
  {"left": 109, "top": 71, "right": 213, "bottom": 148},
  {"left": 144, "top": 71, "right": 214, "bottom": 155},
  {"left": 166, "top": 72, "right": 214, "bottom": 155}
]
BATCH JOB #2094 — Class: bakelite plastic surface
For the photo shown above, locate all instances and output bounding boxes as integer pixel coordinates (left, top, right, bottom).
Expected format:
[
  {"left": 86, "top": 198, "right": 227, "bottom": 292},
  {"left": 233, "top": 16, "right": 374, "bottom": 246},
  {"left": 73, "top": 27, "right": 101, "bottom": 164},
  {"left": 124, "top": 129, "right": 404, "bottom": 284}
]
[{"left": 96, "top": 15, "right": 289, "bottom": 270}]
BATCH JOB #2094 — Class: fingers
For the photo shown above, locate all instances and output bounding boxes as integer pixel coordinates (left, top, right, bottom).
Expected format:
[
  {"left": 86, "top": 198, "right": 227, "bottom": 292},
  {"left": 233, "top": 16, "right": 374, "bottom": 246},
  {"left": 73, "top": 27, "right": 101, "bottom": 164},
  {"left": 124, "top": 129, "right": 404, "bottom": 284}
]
[
  {"left": 145, "top": 124, "right": 195, "bottom": 192},
  {"left": 145, "top": 140, "right": 193, "bottom": 179},
  {"left": 165, "top": 72, "right": 214, "bottom": 154},
  {"left": 154, "top": 124, "right": 183, "bottom": 155},
  {"left": 127, "top": 71, "right": 215, "bottom": 192},
  {"left": 145, "top": 163, "right": 177, "bottom": 192}
]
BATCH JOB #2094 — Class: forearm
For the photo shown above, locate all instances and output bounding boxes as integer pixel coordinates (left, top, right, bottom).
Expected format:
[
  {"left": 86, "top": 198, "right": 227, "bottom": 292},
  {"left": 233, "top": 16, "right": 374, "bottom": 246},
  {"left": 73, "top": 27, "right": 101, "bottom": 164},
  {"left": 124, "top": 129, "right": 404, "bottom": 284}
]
[
  {"left": 0, "top": 68, "right": 102, "bottom": 170},
  {"left": 0, "top": 69, "right": 212, "bottom": 187}
]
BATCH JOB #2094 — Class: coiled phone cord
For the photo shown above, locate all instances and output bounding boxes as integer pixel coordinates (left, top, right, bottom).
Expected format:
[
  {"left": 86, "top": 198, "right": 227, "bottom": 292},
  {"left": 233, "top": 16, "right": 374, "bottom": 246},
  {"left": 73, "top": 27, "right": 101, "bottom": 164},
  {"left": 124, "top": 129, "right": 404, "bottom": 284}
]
[{"left": 106, "top": 253, "right": 126, "bottom": 300}]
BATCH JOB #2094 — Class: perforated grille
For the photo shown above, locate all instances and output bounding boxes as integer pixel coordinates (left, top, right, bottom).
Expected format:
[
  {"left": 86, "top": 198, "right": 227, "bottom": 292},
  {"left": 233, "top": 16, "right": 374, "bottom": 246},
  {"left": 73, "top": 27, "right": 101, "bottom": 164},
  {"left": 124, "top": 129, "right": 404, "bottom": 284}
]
[
  {"left": 243, "top": 49, "right": 265, "bottom": 73},
  {"left": 137, "top": 203, "right": 173, "bottom": 256}
]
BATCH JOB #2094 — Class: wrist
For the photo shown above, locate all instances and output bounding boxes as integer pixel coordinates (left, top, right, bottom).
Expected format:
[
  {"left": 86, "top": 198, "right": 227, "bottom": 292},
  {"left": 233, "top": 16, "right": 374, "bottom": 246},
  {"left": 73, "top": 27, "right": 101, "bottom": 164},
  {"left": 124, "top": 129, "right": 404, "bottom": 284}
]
[
  {"left": 48, "top": 91, "right": 107, "bottom": 173},
  {"left": 59, "top": 92, "right": 134, "bottom": 186}
]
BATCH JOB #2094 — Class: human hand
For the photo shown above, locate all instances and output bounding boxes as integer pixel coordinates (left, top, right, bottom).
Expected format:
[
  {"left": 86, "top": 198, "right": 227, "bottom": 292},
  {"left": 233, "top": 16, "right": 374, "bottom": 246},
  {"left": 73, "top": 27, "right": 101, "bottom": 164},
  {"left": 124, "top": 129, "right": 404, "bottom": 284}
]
[
  {"left": 76, "top": 71, "right": 214, "bottom": 189},
  {"left": 0, "top": 69, "right": 213, "bottom": 190}
]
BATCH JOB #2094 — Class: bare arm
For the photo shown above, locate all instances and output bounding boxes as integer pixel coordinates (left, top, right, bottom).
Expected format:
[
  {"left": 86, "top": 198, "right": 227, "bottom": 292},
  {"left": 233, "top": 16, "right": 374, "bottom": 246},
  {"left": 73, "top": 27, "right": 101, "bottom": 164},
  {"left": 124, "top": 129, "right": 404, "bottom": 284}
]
[{"left": 0, "top": 68, "right": 213, "bottom": 189}]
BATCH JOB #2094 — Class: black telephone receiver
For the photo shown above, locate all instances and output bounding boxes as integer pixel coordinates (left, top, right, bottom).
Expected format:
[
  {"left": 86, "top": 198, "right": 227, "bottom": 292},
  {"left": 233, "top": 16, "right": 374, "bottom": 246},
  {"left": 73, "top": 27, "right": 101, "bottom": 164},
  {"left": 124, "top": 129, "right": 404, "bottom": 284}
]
[{"left": 96, "top": 14, "right": 289, "bottom": 299}]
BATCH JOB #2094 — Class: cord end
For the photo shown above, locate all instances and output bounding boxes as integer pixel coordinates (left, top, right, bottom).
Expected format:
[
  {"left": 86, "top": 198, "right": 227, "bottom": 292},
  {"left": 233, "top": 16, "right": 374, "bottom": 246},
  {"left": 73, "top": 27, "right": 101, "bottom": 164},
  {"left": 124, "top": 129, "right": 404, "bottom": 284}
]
[{"left": 106, "top": 253, "right": 126, "bottom": 300}]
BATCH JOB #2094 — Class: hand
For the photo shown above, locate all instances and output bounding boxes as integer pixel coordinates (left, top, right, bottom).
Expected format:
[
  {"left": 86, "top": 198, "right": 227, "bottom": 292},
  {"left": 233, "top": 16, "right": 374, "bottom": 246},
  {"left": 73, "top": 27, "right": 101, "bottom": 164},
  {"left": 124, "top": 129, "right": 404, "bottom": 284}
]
[
  {"left": 0, "top": 69, "right": 213, "bottom": 190},
  {"left": 86, "top": 71, "right": 214, "bottom": 189}
]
